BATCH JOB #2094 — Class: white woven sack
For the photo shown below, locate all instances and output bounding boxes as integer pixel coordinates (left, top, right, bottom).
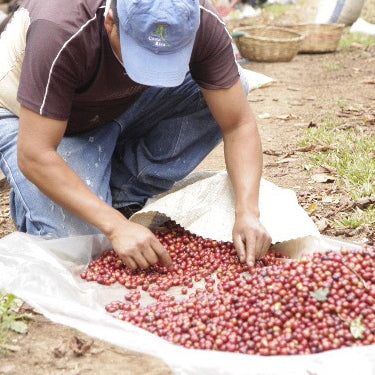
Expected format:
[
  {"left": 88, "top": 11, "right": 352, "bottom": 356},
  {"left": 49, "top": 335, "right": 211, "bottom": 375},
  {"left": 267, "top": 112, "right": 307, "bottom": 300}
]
[{"left": 315, "top": 0, "right": 365, "bottom": 26}]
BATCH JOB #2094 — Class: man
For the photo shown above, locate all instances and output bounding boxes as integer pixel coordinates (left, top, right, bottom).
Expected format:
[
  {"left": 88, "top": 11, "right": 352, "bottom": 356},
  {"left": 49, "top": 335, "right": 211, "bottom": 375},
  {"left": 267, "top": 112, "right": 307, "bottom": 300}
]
[{"left": 0, "top": 0, "right": 271, "bottom": 270}]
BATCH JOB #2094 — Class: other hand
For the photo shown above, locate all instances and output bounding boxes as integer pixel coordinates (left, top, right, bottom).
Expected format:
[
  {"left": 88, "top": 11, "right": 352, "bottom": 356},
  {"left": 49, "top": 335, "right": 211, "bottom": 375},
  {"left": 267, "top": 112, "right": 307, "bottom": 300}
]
[
  {"left": 109, "top": 221, "right": 172, "bottom": 270},
  {"left": 232, "top": 212, "right": 271, "bottom": 267}
]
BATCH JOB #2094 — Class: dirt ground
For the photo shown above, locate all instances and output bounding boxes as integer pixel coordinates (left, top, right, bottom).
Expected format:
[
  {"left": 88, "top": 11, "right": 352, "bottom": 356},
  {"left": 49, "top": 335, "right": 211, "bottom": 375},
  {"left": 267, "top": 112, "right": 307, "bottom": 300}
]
[{"left": 1, "top": 1, "right": 375, "bottom": 374}]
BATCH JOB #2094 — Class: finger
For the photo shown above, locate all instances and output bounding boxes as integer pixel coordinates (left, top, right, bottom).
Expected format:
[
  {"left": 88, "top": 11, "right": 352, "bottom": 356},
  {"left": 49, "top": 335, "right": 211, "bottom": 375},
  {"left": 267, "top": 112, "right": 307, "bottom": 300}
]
[
  {"left": 122, "top": 256, "right": 138, "bottom": 271},
  {"left": 233, "top": 233, "right": 246, "bottom": 263},
  {"left": 245, "top": 233, "right": 257, "bottom": 267},
  {"left": 254, "top": 234, "right": 266, "bottom": 261},
  {"left": 152, "top": 237, "right": 172, "bottom": 268},
  {"left": 132, "top": 252, "right": 150, "bottom": 270},
  {"left": 261, "top": 233, "right": 272, "bottom": 258},
  {"left": 256, "top": 227, "right": 272, "bottom": 259},
  {"left": 142, "top": 247, "right": 159, "bottom": 266}
]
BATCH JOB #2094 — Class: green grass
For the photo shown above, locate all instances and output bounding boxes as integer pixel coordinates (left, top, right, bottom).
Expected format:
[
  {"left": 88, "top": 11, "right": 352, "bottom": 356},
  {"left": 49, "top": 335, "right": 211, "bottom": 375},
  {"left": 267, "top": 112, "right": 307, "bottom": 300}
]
[
  {"left": 333, "top": 207, "right": 375, "bottom": 230},
  {"left": 298, "top": 116, "right": 375, "bottom": 229},
  {"left": 0, "top": 291, "right": 28, "bottom": 351},
  {"left": 335, "top": 98, "right": 348, "bottom": 109},
  {"left": 261, "top": 4, "right": 294, "bottom": 19},
  {"left": 322, "top": 63, "right": 342, "bottom": 72},
  {"left": 339, "top": 30, "right": 375, "bottom": 50}
]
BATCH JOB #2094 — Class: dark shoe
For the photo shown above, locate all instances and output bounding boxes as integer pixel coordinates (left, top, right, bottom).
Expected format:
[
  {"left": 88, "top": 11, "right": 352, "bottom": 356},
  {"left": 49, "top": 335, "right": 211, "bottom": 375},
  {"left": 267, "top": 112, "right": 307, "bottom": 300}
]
[{"left": 117, "top": 203, "right": 144, "bottom": 219}]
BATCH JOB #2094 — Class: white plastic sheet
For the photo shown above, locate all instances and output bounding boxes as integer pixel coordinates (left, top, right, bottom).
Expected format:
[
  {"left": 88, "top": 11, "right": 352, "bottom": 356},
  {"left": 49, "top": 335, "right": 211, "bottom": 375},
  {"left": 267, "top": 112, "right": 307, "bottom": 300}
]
[
  {"left": 241, "top": 67, "right": 275, "bottom": 91},
  {"left": 351, "top": 18, "right": 375, "bottom": 36},
  {"left": 0, "top": 172, "right": 374, "bottom": 375},
  {"left": 1, "top": 233, "right": 374, "bottom": 375}
]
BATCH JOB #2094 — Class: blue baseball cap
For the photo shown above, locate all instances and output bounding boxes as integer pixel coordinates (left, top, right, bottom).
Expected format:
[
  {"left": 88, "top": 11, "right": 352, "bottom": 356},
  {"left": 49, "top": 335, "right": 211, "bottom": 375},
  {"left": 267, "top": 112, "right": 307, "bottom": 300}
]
[{"left": 117, "top": 0, "right": 200, "bottom": 87}]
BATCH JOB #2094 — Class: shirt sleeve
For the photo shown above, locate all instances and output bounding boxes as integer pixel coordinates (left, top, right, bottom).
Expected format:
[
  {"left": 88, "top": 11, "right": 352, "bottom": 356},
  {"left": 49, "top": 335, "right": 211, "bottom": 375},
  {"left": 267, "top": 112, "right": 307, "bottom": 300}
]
[
  {"left": 17, "top": 20, "right": 85, "bottom": 120},
  {"left": 189, "top": 1, "right": 239, "bottom": 90}
]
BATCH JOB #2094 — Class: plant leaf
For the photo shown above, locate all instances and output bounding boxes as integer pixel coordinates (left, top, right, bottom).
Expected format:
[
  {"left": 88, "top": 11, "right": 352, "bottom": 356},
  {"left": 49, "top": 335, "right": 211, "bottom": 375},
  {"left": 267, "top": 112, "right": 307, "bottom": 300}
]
[
  {"left": 309, "top": 288, "right": 330, "bottom": 302},
  {"left": 9, "top": 320, "right": 28, "bottom": 334},
  {"left": 350, "top": 316, "right": 365, "bottom": 339},
  {"left": 3, "top": 294, "right": 16, "bottom": 310},
  {"left": 307, "top": 202, "right": 318, "bottom": 214}
]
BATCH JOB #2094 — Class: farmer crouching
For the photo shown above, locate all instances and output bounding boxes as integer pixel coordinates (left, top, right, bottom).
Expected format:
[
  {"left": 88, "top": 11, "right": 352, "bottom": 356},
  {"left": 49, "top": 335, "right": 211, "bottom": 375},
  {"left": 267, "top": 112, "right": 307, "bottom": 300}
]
[{"left": 0, "top": 0, "right": 271, "bottom": 270}]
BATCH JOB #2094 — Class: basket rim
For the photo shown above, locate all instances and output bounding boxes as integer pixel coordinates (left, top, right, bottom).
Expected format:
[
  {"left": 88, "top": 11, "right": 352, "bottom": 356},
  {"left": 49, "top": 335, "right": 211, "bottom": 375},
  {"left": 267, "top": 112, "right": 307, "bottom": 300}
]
[
  {"left": 276, "top": 23, "right": 345, "bottom": 30},
  {"left": 233, "top": 26, "right": 305, "bottom": 43}
]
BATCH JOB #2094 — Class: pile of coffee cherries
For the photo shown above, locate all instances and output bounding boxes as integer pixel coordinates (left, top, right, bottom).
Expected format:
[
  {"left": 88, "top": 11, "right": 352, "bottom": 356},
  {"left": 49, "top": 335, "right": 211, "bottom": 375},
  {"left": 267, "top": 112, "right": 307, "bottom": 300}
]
[{"left": 81, "top": 221, "right": 375, "bottom": 355}]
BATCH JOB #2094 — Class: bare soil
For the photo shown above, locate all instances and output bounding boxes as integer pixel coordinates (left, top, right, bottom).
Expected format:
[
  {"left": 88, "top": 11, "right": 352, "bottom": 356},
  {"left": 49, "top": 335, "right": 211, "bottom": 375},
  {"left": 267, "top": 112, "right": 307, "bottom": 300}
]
[{"left": 1, "top": 2, "right": 375, "bottom": 374}]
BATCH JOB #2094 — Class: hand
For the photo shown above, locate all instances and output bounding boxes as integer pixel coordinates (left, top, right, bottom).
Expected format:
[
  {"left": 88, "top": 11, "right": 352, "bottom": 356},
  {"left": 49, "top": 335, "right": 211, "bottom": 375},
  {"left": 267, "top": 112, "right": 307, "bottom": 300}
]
[
  {"left": 109, "top": 221, "right": 172, "bottom": 270},
  {"left": 232, "top": 212, "right": 271, "bottom": 267}
]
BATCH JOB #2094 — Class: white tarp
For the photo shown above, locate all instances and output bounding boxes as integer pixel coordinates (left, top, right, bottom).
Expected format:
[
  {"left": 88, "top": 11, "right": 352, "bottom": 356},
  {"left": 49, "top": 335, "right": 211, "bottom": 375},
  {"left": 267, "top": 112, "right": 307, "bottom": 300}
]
[
  {"left": 241, "top": 67, "right": 275, "bottom": 91},
  {"left": 351, "top": 18, "right": 375, "bottom": 36},
  {"left": 0, "top": 171, "right": 374, "bottom": 375}
]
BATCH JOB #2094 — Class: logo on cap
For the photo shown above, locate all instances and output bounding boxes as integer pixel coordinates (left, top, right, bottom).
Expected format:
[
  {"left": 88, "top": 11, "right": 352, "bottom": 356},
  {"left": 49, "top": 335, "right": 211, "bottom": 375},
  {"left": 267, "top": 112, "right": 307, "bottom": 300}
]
[{"left": 149, "top": 24, "right": 170, "bottom": 48}]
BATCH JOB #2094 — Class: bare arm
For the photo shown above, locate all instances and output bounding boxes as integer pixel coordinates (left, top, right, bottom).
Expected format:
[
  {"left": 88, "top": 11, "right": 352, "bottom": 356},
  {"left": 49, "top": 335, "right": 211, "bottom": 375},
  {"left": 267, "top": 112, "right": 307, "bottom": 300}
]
[
  {"left": 17, "top": 107, "right": 171, "bottom": 270},
  {"left": 201, "top": 79, "right": 271, "bottom": 266}
]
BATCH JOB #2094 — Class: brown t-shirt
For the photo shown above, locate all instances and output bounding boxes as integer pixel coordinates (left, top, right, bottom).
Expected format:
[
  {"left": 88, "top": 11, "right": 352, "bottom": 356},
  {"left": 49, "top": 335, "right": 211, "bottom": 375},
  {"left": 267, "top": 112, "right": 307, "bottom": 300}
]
[{"left": 16, "top": 0, "right": 239, "bottom": 135}]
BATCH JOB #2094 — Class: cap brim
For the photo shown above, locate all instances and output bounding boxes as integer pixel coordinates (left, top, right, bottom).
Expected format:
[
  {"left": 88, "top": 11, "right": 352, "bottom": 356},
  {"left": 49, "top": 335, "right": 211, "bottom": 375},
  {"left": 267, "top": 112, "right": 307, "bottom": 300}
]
[{"left": 119, "top": 26, "right": 193, "bottom": 87}]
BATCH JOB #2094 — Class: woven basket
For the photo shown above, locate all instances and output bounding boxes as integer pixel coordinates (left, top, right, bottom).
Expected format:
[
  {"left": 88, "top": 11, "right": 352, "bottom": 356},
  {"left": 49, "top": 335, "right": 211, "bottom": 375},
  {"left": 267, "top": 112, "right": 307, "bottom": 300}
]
[
  {"left": 234, "top": 26, "right": 304, "bottom": 62},
  {"left": 278, "top": 23, "right": 345, "bottom": 53}
]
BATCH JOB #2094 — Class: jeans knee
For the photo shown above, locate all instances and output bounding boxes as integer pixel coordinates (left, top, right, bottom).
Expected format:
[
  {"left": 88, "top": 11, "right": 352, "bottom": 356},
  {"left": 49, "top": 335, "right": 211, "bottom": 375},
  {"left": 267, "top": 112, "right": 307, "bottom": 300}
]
[
  {"left": 30, "top": 215, "right": 100, "bottom": 238},
  {"left": 10, "top": 188, "right": 100, "bottom": 238}
]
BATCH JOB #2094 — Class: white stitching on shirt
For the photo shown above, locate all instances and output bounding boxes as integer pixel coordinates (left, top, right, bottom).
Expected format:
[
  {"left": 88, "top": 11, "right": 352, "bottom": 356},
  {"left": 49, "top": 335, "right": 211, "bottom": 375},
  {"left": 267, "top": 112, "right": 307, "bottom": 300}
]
[
  {"left": 104, "top": 0, "right": 111, "bottom": 17},
  {"left": 39, "top": 14, "right": 98, "bottom": 116},
  {"left": 199, "top": 5, "right": 232, "bottom": 40},
  {"left": 199, "top": 5, "right": 238, "bottom": 72}
]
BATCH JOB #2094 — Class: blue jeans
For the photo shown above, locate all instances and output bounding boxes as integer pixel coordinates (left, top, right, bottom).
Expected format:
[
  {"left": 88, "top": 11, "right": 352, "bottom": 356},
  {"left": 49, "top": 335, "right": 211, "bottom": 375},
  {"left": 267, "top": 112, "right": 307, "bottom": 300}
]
[{"left": 0, "top": 72, "right": 249, "bottom": 238}]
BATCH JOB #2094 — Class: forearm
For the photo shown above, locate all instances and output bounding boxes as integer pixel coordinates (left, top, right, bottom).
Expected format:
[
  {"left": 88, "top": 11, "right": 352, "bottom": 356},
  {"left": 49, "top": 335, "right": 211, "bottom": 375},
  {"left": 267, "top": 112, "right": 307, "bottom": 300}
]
[
  {"left": 18, "top": 148, "right": 172, "bottom": 269},
  {"left": 17, "top": 108, "right": 171, "bottom": 270},
  {"left": 223, "top": 110, "right": 263, "bottom": 217},
  {"left": 201, "top": 81, "right": 270, "bottom": 264},
  {"left": 18, "top": 149, "right": 126, "bottom": 237}
]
